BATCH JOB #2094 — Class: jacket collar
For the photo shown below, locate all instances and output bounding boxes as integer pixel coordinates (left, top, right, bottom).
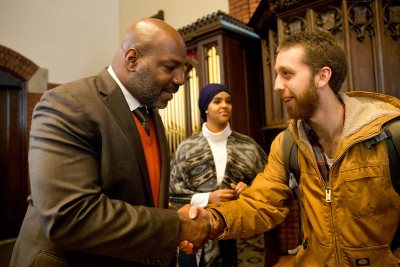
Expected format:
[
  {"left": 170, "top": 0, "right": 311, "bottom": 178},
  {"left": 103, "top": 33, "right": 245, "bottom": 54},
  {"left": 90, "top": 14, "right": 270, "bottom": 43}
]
[
  {"left": 340, "top": 91, "right": 400, "bottom": 138},
  {"left": 289, "top": 91, "right": 400, "bottom": 158}
]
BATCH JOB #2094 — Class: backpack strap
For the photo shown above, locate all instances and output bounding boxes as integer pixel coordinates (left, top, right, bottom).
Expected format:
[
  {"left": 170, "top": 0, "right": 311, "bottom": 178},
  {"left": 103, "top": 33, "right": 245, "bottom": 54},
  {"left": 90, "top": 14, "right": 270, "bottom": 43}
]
[
  {"left": 282, "top": 129, "right": 302, "bottom": 254},
  {"left": 383, "top": 119, "right": 400, "bottom": 252},
  {"left": 283, "top": 129, "right": 300, "bottom": 189},
  {"left": 385, "top": 119, "right": 400, "bottom": 195},
  {"left": 363, "top": 118, "right": 400, "bottom": 195}
]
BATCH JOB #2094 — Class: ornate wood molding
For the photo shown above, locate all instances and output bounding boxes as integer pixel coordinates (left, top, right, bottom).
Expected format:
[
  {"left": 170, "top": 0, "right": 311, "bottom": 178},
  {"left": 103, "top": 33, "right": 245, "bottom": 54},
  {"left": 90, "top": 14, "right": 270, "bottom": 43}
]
[
  {"left": 348, "top": 1, "right": 375, "bottom": 42},
  {"left": 383, "top": 0, "right": 400, "bottom": 41},
  {"left": 249, "top": 0, "right": 334, "bottom": 37},
  {"left": 178, "top": 10, "right": 258, "bottom": 42},
  {"left": 285, "top": 16, "right": 306, "bottom": 36},
  {"left": 316, "top": 6, "right": 343, "bottom": 35},
  {"left": 269, "top": 0, "right": 311, "bottom": 13}
]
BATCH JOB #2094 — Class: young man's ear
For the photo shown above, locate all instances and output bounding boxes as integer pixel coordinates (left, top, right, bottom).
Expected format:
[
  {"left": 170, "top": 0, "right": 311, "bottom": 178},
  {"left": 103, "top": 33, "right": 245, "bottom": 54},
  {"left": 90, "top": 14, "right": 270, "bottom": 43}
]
[
  {"left": 317, "top": 66, "right": 332, "bottom": 88},
  {"left": 125, "top": 48, "right": 140, "bottom": 71}
]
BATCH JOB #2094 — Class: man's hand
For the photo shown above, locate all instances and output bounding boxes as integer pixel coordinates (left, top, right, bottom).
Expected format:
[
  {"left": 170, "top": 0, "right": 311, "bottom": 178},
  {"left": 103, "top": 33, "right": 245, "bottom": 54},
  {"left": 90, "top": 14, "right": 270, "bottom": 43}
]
[
  {"left": 178, "top": 205, "right": 226, "bottom": 254},
  {"left": 177, "top": 204, "right": 210, "bottom": 252},
  {"left": 178, "top": 240, "right": 194, "bottom": 254}
]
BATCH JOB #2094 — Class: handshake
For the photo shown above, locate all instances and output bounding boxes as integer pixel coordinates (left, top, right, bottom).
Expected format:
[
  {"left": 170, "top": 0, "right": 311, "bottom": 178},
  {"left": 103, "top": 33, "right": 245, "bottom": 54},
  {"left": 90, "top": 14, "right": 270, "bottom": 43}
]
[
  {"left": 176, "top": 182, "right": 245, "bottom": 253},
  {"left": 177, "top": 204, "right": 218, "bottom": 253}
]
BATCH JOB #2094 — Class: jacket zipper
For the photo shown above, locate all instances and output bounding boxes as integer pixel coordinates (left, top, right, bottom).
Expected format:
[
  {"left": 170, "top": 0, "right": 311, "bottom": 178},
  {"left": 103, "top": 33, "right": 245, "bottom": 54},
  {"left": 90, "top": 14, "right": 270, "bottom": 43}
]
[
  {"left": 298, "top": 144, "right": 340, "bottom": 265},
  {"left": 296, "top": 144, "right": 330, "bottom": 200},
  {"left": 325, "top": 185, "right": 331, "bottom": 202},
  {"left": 327, "top": 171, "right": 341, "bottom": 266}
]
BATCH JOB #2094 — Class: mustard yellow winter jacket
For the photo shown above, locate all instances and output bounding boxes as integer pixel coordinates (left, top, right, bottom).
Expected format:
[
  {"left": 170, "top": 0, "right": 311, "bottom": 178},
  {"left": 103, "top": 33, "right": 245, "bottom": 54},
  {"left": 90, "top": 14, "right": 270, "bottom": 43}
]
[{"left": 208, "top": 92, "right": 400, "bottom": 267}]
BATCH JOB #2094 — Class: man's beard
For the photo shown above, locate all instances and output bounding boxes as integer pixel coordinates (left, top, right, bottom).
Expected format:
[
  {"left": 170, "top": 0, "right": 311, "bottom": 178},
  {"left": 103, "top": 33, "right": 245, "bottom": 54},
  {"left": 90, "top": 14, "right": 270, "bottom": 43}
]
[
  {"left": 287, "top": 81, "right": 320, "bottom": 120},
  {"left": 133, "top": 67, "right": 178, "bottom": 109}
]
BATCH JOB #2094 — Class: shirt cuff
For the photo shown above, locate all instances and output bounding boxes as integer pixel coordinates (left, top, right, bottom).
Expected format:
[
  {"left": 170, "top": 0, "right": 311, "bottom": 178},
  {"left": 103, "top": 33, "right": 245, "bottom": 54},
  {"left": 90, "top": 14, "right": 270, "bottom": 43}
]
[{"left": 190, "top": 193, "right": 210, "bottom": 207}]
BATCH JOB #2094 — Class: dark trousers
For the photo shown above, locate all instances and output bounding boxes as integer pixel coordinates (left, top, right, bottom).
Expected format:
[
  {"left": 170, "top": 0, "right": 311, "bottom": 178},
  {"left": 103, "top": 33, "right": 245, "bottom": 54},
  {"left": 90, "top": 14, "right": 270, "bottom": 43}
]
[{"left": 178, "top": 239, "right": 237, "bottom": 267}]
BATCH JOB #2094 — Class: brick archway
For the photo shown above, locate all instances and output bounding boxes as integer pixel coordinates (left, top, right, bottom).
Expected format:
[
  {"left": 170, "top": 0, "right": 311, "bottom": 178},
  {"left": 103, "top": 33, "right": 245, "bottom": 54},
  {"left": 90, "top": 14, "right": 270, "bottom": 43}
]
[{"left": 0, "top": 44, "right": 38, "bottom": 82}]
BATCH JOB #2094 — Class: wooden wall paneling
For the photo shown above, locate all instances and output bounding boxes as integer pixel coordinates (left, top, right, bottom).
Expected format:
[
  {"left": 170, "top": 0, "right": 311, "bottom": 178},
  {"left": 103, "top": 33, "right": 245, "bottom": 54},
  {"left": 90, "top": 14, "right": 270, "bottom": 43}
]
[
  {"left": 0, "top": 81, "right": 28, "bottom": 239},
  {"left": 261, "top": 38, "right": 274, "bottom": 127},
  {"left": 196, "top": 39, "right": 209, "bottom": 89},
  {"left": 221, "top": 32, "right": 265, "bottom": 146},
  {"left": 346, "top": 0, "right": 378, "bottom": 92},
  {"left": 195, "top": 35, "right": 223, "bottom": 89},
  {"left": 261, "top": 30, "right": 288, "bottom": 129},
  {"left": 376, "top": 0, "right": 400, "bottom": 98},
  {"left": 244, "top": 36, "right": 266, "bottom": 144},
  {"left": 314, "top": 2, "right": 351, "bottom": 92},
  {"left": 221, "top": 34, "right": 250, "bottom": 136},
  {"left": 0, "top": 87, "right": 19, "bottom": 239}
]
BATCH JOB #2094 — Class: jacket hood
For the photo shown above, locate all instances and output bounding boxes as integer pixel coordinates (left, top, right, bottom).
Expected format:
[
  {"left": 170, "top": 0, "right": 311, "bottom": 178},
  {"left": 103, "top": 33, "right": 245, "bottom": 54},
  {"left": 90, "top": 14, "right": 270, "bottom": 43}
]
[
  {"left": 291, "top": 91, "right": 400, "bottom": 143},
  {"left": 341, "top": 91, "right": 400, "bottom": 138}
]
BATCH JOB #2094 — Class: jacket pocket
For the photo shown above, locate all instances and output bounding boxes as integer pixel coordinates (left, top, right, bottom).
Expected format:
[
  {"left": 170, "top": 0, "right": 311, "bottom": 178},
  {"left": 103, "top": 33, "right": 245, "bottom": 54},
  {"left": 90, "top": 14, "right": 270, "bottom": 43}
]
[
  {"left": 33, "top": 251, "right": 68, "bottom": 267},
  {"left": 342, "top": 166, "right": 391, "bottom": 217},
  {"left": 295, "top": 238, "right": 336, "bottom": 267},
  {"left": 341, "top": 245, "right": 398, "bottom": 267}
]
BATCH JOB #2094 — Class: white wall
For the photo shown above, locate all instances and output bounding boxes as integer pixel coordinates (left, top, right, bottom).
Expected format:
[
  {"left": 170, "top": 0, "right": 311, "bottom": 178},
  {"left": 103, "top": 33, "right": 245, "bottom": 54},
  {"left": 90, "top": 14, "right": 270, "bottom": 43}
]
[
  {"left": 0, "top": 0, "right": 228, "bottom": 84},
  {"left": 119, "top": 0, "right": 229, "bottom": 39},
  {"left": 0, "top": 0, "right": 119, "bottom": 84}
]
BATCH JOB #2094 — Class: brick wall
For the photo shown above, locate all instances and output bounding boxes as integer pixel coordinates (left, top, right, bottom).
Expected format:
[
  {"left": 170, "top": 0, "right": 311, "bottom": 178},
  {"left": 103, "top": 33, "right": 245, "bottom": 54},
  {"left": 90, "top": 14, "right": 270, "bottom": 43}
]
[
  {"left": 229, "top": 0, "right": 261, "bottom": 23},
  {"left": 0, "top": 45, "right": 38, "bottom": 82}
]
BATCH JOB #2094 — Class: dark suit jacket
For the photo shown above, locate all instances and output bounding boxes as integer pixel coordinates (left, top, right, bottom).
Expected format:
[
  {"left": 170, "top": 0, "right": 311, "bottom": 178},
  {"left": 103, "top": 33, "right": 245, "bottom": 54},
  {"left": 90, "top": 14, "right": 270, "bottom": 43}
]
[{"left": 10, "top": 69, "right": 179, "bottom": 267}]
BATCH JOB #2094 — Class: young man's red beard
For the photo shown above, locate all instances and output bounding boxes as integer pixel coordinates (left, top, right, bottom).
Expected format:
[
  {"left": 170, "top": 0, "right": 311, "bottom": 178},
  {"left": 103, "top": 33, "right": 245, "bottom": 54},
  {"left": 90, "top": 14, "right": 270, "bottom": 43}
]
[{"left": 286, "top": 81, "right": 320, "bottom": 120}]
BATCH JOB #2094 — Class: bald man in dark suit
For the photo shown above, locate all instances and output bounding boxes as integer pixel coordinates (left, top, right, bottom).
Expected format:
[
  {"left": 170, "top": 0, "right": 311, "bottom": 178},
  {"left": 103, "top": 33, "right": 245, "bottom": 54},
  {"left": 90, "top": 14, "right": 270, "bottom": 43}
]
[{"left": 10, "top": 18, "right": 209, "bottom": 267}]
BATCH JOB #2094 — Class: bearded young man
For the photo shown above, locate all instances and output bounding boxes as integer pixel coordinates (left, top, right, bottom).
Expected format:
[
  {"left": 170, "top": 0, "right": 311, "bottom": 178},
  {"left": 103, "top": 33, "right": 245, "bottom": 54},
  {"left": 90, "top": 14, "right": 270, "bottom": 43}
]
[{"left": 182, "top": 30, "right": 400, "bottom": 266}]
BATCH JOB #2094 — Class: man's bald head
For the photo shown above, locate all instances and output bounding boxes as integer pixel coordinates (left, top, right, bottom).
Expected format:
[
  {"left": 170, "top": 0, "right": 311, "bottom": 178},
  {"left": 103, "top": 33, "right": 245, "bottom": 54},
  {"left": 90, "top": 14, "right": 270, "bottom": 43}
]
[
  {"left": 121, "top": 18, "right": 186, "bottom": 56},
  {"left": 111, "top": 18, "right": 189, "bottom": 109}
]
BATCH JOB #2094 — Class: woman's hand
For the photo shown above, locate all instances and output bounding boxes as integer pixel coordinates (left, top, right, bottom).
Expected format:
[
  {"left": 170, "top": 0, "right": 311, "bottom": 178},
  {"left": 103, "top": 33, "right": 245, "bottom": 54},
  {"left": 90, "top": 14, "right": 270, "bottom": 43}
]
[
  {"left": 230, "top": 182, "right": 248, "bottom": 195},
  {"left": 208, "top": 189, "right": 236, "bottom": 203}
]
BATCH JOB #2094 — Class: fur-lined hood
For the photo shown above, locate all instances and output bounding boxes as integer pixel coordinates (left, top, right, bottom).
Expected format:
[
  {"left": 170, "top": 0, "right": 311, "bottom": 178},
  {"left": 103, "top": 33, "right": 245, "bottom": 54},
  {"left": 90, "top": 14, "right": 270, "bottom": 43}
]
[
  {"left": 289, "top": 91, "right": 400, "bottom": 144},
  {"left": 341, "top": 91, "right": 400, "bottom": 138},
  {"left": 292, "top": 91, "right": 400, "bottom": 150}
]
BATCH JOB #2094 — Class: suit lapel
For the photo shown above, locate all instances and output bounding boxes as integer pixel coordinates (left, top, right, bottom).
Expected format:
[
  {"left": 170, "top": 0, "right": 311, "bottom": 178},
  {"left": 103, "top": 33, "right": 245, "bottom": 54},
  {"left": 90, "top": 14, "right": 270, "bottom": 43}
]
[{"left": 98, "top": 69, "right": 153, "bottom": 205}]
